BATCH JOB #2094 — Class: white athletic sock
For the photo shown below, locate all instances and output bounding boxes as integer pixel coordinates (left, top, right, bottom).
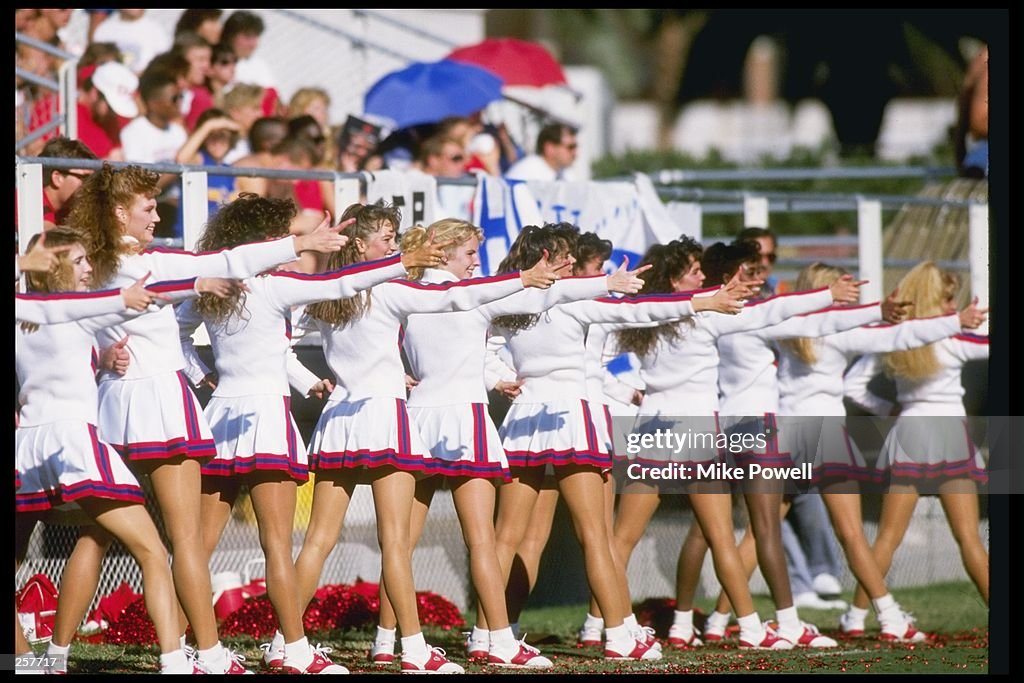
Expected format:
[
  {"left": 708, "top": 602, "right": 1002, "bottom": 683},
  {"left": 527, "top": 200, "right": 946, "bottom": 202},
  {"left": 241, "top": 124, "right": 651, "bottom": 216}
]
[
  {"left": 196, "top": 643, "right": 228, "bottom": 673},
  {"left": 583, "top": 612, "right": 605, "bottom": 629},
  {"left": 672, "top": 609, "right": 694, "bottom": 629},
  {"left": 706, "top": 610, "right": 732, "bottom": 629},
  {"left": 470, "top": 625, "right": 489, "bottom": 643},
  {"left": 737, "top": 612, "right": 765, "bottom": 643},
  {"left": 776, "top": 606, "right": 801, "bottom": 635},
  {"left": 283, "top": 636, "right": 312, "bottom": 670},
  {"left": 401, "top": 632, "right": 428, "bottom": 660},
  {"left": 179, "top": 634, "right": 187, "bottom": 651},
  {"left": 872, "top": 593, "right": 897, "bottom": 615},
  {"left": 375, "top": 626, "right": 396, "bottom": 646},
  {"left": 159, "top": 649, "right": 191, "bottom": 674},
  {"left": 271, "top": 630, "right": 285, "bottom": 651}
]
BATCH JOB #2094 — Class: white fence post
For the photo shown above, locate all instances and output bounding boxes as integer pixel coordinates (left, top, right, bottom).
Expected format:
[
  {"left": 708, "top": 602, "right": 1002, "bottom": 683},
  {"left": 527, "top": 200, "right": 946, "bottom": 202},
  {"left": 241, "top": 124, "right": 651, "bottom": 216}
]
[
  {"left": 16, "top": 163, "right": 44, "bottom": 290},
  {"left": 58, "top": 60, "right": 77, "bottom": 140},
  {"left": 181, "top": 170, "right": 209, "bottom": 252},
  {"left": 743, "top": 195, "right": 769, "bottom": 228},
  {"left": 857, "top": 198, "right": 883, "bottom": 304},
  {"left": 969, "top": 202, "right": 989, "bottom": 336},
  {"left": 333, "top": 176, "right": 361, "bottom": 218}
]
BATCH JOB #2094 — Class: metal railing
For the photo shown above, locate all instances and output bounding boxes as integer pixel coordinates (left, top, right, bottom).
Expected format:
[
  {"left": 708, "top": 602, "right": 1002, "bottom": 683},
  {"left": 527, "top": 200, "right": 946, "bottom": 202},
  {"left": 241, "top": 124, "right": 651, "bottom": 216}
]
[{"left": 15, "top": 32, "right": 78, "bottom": 152}]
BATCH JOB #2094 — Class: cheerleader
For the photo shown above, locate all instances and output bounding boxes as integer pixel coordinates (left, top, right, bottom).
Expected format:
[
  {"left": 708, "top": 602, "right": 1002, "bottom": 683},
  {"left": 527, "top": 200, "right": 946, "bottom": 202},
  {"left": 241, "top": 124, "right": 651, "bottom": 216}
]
[
  {"left": 15, "top": 227, "right": 238, "bottom": 674},
  {"left": 16, "top": 273, "right": 167, "bottom": 322},
  {"left": 842, "top": 261, "right": 990, "bottom": 633},
  {"left": 175, "top": 195, "right": 447, "bottom": 673},
  {"left": 293, "top": 202, "right": 561, "bottom": 674},
  {"left": 488, "top": 230, "right": 751, "bottom": 660},
  {"left": 613, "top": 238, "right": 861, "bottom": 650},
  {"left": 66, "top": 166, "right": 347, "bottom": 674}
]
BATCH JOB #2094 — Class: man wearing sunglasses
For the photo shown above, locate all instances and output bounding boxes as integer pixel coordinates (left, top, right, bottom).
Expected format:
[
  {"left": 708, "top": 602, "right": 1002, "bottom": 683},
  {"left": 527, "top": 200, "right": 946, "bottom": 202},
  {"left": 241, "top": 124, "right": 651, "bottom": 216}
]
[
  {"left": 737, "top": 226, "right": 778, "bottom": 298},
  {"left": 505, "top": 122, "right": 579, "bottom": 182}
]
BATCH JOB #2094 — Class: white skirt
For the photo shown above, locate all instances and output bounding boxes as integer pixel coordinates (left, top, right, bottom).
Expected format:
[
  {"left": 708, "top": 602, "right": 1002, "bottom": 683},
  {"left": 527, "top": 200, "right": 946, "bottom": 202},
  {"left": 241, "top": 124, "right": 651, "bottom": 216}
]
[
  {"left": 97, "top": 371, "right": 216, "bottom": 462},
  {"left": 16, "top": 421, "right": 145, "bottom": 512},
  {"left": 408, "top": 403, "right": 510, "bottom": 480},
  {"left": 875, "top": 416, "right": 987, "bottom": 485},
  {"left": 778, "top": 416, "right": 872, "bottom": 487},
  {"left": 719, "top": 413, "right": 794, "bottom": 470},
  {"left": 307, "top": 396, "right": 431, "bottom": 474},
  {"left": 202, "top": 394, "right": 308, "bottom": 482},
  {"left": 500, "top": 399, "right": 610, "bottom": 469},
  {"left": 624, "top": 412, "right": 727, "bottom": 467}
]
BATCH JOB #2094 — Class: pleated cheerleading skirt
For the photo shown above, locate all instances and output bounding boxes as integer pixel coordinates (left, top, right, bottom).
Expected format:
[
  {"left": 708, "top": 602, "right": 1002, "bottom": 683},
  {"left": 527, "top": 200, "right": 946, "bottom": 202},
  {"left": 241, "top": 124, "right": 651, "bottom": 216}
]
[
  {"left": 408, "top": 403, "right": 510, "bottom": 480},
  {"left": 500, "top": 398, "right": 611, "bottom": 470},
  {"left": 202, "top": 394, "right": 308, "bottom": 482}
]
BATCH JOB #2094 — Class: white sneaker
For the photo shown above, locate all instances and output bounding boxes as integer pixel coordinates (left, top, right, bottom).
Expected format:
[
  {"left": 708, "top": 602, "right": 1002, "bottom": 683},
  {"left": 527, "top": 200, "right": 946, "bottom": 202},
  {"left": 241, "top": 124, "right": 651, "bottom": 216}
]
[
  {"left": 487, "top": 637, "right": 553, "bottom": 668},
  {"left": 463, "top": 631, "right": 489, "bottom": 662},
  {"left": 794, "top": 591, "right": 848, "bottom": 611},
  {"left": 401, "top": 646, "right": 465, "bottom": 674},
  {"left": 702, "top": 616, "right": 730, "bottom": 642},
  {"left": 879, "top": 610, "right": 928, "bottom": 643},
  {"left": 604, "top": 636, "right": 662, "bottom": 661},
  {"left": 667, "top": 623, "right": 703, "bottom": 649},
  {"left": 812, "top": 573, "right": 843, "bottom": 599},
  {"left": 369, "top": 639, "right": 396, "bottom": 666},
  {"left": 259, "top": 641, "right": 284, "bottom": 670},
  {"left": 839, "top": 610, "right": 867, "bottom": 637},
  {"left": 738, "top": 623, "right": 793, "bottom": 650},
  {"left": 577, "top": 621, "right": 603, "bottom": 647},
  {"left": 282, "top": 643, "right": 349, "bottom": 674},
  {"left": 777, "top": 622, "right": 838, "bottom": 648}
]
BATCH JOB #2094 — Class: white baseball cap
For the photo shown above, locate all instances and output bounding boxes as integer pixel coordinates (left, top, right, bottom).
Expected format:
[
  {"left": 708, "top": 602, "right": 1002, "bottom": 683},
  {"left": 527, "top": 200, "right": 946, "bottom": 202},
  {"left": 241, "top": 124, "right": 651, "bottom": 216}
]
[{"left": 91, "top": 62, "right": 139, "bottom": 118}]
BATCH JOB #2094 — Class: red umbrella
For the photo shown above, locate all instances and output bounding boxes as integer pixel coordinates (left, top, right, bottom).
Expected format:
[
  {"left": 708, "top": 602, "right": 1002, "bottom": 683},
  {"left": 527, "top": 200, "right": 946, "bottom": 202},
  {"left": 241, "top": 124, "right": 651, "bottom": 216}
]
[{"left": 447, "top": 37, "right": 568, "bottom": 88}]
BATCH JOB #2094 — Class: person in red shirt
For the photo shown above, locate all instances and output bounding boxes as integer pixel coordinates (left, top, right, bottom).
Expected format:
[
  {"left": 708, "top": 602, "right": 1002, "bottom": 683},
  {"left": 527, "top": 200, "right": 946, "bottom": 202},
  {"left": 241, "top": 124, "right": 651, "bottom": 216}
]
[
  {"left": 74, "top": 62, "right": 139, "bottom": 161},
  {"left": 40, "top": 137, "right": 99, "bottom": 229}
]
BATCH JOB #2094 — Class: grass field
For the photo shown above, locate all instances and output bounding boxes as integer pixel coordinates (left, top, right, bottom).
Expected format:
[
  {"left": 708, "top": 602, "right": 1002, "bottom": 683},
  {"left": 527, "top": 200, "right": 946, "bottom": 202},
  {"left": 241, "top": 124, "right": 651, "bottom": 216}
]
[{"left": 37, "top": 581, "right": 988, "bottom": 674}]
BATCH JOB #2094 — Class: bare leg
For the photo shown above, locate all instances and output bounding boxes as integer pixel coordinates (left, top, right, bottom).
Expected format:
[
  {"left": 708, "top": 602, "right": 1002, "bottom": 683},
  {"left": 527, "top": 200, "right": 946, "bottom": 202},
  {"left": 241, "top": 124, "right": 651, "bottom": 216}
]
[
  {"left": 370, "top": 467, "right": 421, "bottom": 637},
  {"left": 822, "top": 484, "right": 889, "bottom": 599},
  {"left": 937, "top": 480, "right": 988, "bottom": 604},
  {"left": 687, "top": 487, "right": 755, "bottom": 618},
  {"left": 556, "top": 466, "right": 625, "bottom": 628},
  {"left": 452, "top": 477, "right": 509, "bottom": 629},
  {"left": 741, "top": 488, "right": 792, "bottom": 609},
  {"left": 675, "top": 522, "right": 709, "bottom": 611},
  {"left": 188, "top": 477, "right": 240, "bottom": 637},
  {"left": 294, "top": 471, "right": 357, "bottom": 611},
  {"left": 591, "top": 482, "right": 661, "bottom": 618},
  {"left": 50, "top": 526, "right": 112, "bottom": 649},
  {"left": 248, "top": 475, "right": 303, "bottom": 642},
  {"left": 143, "top": 457, "right": 220, "bottom": 650},
  {"left": 485, "top": 467, "right": 544, "bottom": 628},
  {"left": 81, "top": 499, "right": 181, "bottom": 654},
  {"left": 712, "top": 524, "right": 754, "bottom": 614},
  {"left": 852, "top": 486, "right": 918, "bottom": 610},
  {"left": 378, "top": 476, "right": 438, "bottom": 631}
]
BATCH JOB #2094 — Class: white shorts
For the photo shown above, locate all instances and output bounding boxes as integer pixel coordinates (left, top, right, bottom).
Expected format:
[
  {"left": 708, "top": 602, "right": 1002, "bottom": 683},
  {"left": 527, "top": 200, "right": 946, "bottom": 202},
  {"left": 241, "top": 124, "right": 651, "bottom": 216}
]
[
  {"left": 202, "top": 394, "right": 308, "bottom": 482},
  {"left": 408, "top": 403, "right": 510, "bottom": 480},
  {"left": 500, "top": 398, "right": 610, "bottom": 470},
  {"left": 307, "top": 396, "right": 430, "bottom": 474},
  {"left": 16, "top": 421, "right": 144, "bottom": 513},
  {"left": 97, "top": 371, "right": 216, "bottom": 462}
]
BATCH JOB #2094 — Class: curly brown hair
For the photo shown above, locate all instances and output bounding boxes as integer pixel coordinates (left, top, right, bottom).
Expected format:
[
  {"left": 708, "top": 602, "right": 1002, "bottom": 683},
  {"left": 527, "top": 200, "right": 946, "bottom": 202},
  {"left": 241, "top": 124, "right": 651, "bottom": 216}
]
[
  {"left": 305, "top": 199, "right": 402, "bottom": 327},
  {"left": 65, "top": 163, "right": 160, "bottom": 288},
  {"left": 491, "top": 224, "right": 563, "bottom": 331},
  {"left": 615, "top": 237, "right": 701, "bottom": 358},
  {"left": 192, "top": 192, "right": 297, "bottom": 323}
]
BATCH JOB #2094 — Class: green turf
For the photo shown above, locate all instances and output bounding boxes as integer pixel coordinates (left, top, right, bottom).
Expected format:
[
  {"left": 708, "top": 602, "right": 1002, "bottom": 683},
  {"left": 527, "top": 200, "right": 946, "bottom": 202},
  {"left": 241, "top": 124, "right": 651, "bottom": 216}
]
[{"left": 34, "top": 581, "right": 988, "bottom": 674}]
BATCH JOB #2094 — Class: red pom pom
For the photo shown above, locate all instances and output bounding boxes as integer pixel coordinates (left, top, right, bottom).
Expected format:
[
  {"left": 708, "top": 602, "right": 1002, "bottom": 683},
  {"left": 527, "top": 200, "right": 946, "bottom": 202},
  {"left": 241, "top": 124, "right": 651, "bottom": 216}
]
[
  {"left": 103, "top": 597, "right": 157, "bottom": 645},
  {"left": 219, "top": 596, "right": 278, "bottom": 639},
  {"left": 318, "top": 586, "right": 374, "bottom": 630},
  {"left": 348, "top": 578, "right": 381, "bottom": 614},
  {"left": 415, "top": 591, "right": 465, "bottom": 630}
]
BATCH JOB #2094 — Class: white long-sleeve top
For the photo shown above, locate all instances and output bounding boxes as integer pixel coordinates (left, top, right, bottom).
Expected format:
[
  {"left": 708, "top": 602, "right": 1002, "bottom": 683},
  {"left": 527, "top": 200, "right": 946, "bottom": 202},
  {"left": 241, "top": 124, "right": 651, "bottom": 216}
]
[
  {"left": 891, "top": 333, "right": 988, "bottom": 416},
  {"left": 493, "top": 291, "right": 703, "bottom": 405},
  {"left": 717, "top": 301, "right": 882, "bottom": 416},
  {"left": 17, "top": 279, "right": 201, "bottom": 427},
  {"left": 177, "top": 255, "right": 409, "bottom": 398},
  {"left": 637, "top": 288, "right": 834, "bottom": 416},
  {"left": 93, "top": 236, "right": 301, "bottom": 382},
  {"left": 404, "top": 269, "right": 610, "bottom": 407},
  {"left": 17, "top": 287, "right": 131, "bottom": 325},
  {"left": 778, "top": 313, "right": 964, "bottom": 416},
  {"left": 303, "top": 272, "right": 527, "bottom": 402}
]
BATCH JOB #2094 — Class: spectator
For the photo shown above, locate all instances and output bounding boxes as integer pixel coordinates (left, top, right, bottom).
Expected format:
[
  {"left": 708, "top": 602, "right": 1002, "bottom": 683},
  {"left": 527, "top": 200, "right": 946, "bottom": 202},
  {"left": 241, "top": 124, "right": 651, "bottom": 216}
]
[
  {"left": 92, "top": 9, "right": 172, "bottom": 76},
  {"left": 287, "top": 114, "right": 334, "bottom": 216},
  {"left": 206, "top": 42, "right": 237, "bottom": 106},
  {"left": 232, "top": 116, "right": 289, "bottom": 197},
  {"left": 120, "top": 69, "right": 188, "bottom": 237},
  {"left": 69, "top": 61, "right": 140, "bottom": 161},
  {"left": 175, "top": 107, "right": 241, "bottom": 219},
  {"left": 955, "top": 45, "right": 988, "bottom": 179},
  {"left": 416, "top": 134, "right": 468, "bottom": 178},
  {"left": 736, "top": 226, "right": 779, "bottom": 297},
  {"left": 334, "top": 115, "right": 382, "bottom": 173},
  {"left": 221, "top": 11, "right": 276, "bottom": 90},
  {"left": 39, "top": 137, "right": 99, "bottom": 230},
  {"left": 172, "top": 32, "right": 215, "bottom": 131},
  {"left": 77, "top": 41, "right": 123, "bottom": 70},
  {"left": 174, "top": 8, "right": 224, "bottom": 45},
  {"left": 220, "top": 83, "right": 266, "bottom": 164},
  {"left": 505, "top": 122, "right": 579, "bottom": 181},
  {"left": 142, "top": 51, "right": 192, "bottom": 126}
]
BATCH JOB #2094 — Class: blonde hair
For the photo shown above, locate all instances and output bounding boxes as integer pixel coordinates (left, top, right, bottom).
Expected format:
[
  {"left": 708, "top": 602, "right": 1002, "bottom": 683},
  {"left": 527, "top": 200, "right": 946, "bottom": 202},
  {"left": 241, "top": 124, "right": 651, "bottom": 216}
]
[
  {"left": 399, "top": 218, "right": 482, "bottom": 281},
  {"left": 286, "top": 87, "right": 330, "bottom": 120},
  {"left": 779, "top": 262, "right": 847, "bottom": 366},
  {"left": 24, "top": 227, "right": 88, "bottom": 294},
  {"left": 219, "top": 82, "right": 264, "bottom": 112},
  {"left": 305, "top": 200, "right": 401, "bottom": 326},
  {"left": 883, "top": 261, "right": 958, "bottom": 381}
]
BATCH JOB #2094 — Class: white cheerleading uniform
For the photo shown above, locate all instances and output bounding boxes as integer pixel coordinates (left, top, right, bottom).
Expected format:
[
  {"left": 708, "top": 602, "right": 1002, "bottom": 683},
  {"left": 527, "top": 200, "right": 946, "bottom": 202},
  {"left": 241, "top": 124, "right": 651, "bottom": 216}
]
[
  {"left": 874, "top": 332, "right": 990, "bottom": 485},
  {"left": 94, "top": 236, "right": 301, "bottom": 462},
  {"left": 630, "top": 288, "right": 834, "bottom": 468},
  {"left": 717, "top": 301, "right": 882, "bottom": 470},
  {"left": 492, "top": 291, "right": 703, "bottom": 470},
  {"left": 304, "top": 271, "right": 526, "bottom": 473},
  {"left": 16, "top": 280, "right": 201, "bottom": 512},
  {"left": 404, "top": 269, "right": 610, "bottom": 479},
  {"left": 776, "top": 313, "right": 963, "bottom": 486},
  {"left": 178, "top": 255, "right": 409, "bottom": 482},
  {"left": 16, "top": 287, "right": 134, "bottom": 325}
]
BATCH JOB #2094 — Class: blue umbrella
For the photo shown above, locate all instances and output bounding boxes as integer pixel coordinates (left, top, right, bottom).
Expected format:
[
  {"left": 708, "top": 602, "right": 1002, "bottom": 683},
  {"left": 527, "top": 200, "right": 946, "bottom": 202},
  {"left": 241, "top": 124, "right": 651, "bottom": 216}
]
[{"left": 364, "top": 59, "right": 505, "bottom": 130}]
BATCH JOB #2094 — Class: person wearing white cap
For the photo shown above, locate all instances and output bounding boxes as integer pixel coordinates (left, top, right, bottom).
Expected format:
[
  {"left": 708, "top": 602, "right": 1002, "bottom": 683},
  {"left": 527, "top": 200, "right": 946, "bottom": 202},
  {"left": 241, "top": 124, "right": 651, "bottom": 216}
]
[{"left": 75, "top": 61, "right": 140, "bottom": 161}]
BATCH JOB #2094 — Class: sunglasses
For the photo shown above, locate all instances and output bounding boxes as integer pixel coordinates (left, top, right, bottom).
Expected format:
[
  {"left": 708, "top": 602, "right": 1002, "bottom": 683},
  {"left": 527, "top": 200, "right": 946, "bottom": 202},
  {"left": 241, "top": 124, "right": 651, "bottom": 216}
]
[
  {"left": 563, "top": 142, "right": 578, "bottom": 151},
  {"left": 214, "top": 58, "right": 236, "bottom": 66},
  {"left": 170, "top": 93, "right": 183, "bottom": 104},
  {"left": 764, "top": 252, "right": 778, "bottom": 264},
  {"left": 62, "top": 170, "right": 91, "bottom": 181}
]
